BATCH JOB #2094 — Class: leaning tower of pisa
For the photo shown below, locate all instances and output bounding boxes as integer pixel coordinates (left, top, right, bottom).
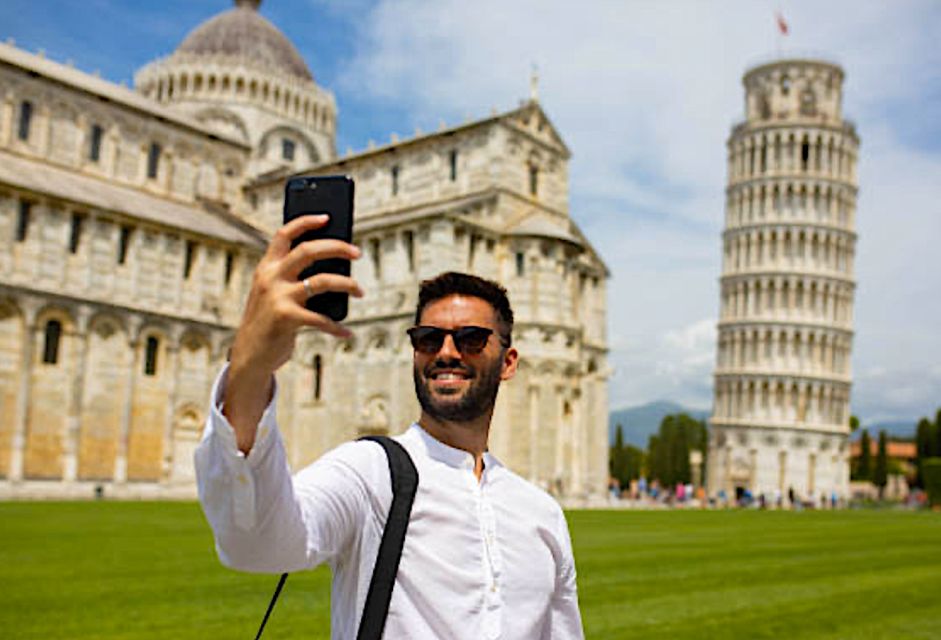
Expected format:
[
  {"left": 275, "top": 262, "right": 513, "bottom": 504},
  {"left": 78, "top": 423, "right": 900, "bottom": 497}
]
[{"left": 708, "top": 59, "right": 860, "bottom": 504}]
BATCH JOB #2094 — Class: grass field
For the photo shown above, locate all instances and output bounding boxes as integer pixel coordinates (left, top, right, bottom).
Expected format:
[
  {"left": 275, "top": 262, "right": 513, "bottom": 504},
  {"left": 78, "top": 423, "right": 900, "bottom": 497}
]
[{"left": 1, "top": 503, "right": 940, "bottom": 639}]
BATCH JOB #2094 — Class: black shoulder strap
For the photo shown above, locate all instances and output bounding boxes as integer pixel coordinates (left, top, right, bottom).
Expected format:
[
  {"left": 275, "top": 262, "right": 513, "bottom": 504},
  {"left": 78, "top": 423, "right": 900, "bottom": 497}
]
[
  {"left": 254, "top": 435, "right": 418, "bottom": 640},
  {"left": 356, "top": 435, "right": 419, "bottom": 640}
]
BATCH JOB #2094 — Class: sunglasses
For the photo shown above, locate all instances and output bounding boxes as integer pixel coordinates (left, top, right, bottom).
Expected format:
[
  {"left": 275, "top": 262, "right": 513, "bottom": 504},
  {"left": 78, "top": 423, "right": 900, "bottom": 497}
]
[{"left": 406, "top": 325, "right": 507, "bottom": 355}]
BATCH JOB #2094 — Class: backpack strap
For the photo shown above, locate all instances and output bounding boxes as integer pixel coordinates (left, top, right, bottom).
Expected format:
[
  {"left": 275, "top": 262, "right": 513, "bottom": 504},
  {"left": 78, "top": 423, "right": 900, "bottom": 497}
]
[
  {"left": 356, "top": 435, "right": 419, "bottom": 640},
  {"left": 254, "top": 435, "right": 418, "bottom": 640}
]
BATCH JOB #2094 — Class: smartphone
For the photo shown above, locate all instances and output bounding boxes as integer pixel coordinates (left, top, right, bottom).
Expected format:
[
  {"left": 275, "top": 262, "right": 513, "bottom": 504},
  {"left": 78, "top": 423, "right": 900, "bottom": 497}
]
[{"left": 282, "top": 175, "right": 355, "bottom": 321}]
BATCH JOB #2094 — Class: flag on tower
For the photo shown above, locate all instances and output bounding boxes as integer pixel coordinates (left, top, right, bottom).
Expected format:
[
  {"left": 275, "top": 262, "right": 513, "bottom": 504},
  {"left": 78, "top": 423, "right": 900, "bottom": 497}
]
[{"left": 775, "top": 11, "right": 789, "bottom": 36}]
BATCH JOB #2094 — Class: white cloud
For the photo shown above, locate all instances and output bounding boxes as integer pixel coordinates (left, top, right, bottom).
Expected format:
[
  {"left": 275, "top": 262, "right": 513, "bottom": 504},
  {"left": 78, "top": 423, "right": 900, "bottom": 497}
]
[{"left": 338, "top": 0, "right": 941, "bottom": 420}]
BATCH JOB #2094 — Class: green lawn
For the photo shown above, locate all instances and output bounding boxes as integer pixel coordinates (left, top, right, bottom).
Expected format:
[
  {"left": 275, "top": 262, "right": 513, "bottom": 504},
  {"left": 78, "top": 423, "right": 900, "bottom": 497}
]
[{"left": 1, "top": 503, "right": 939, "bottom": 639}]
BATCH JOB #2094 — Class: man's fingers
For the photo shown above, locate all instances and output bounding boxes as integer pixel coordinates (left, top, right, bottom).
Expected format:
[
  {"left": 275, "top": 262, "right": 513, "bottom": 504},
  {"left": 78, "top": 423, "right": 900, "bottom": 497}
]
[
  {"left": 287, "top": 306, "right": 352, "bottom": 338},
  {"left": 280, "top": 239, "right": 361, "bottom": 279},
  {"left": 294, "top": 274, "right": 364, "bottom": 302},
  {"left": 267, "top": 214, "right": 329, "bottom": 259}
]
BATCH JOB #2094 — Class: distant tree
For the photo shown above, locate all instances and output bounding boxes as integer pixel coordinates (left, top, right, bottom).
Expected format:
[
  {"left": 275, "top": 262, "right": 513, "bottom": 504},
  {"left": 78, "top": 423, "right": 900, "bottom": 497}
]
[
  {"left": 934, "top": 409, "right": 941, "bottom": 456},
  {"left": 609, "top": 424, "right": 625, "bottom": 489},
  {"left": 855, "top": 429, "right": 872, "bottom": 481},
  {"left": 647, "top": 433, "right": 662, "bottom": 486},
  {"left": 609, "top": 424, "right": 645, "bottom": 491},
  {"left": 623, "top": 445, "right": 646, "bottom": 484},
  {"left": 874, "top": 430, "right": 888, "bottom": 499},
  {"left": 849, "top": 415, "right": 860, "bottom": 433},
  {"left": 646, "top": 413, "right": 706, "bottom": 487},
  {"left": 916, "top": 417, "right": 933, "bottom": 488},
  {"left": 924, "top": 458, "right": 941, "bottom": 507}
]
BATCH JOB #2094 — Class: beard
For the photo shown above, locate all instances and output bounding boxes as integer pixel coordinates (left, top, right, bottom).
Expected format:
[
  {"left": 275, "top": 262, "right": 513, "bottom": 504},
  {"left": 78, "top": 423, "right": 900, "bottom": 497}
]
[{"left": 413, "top": 355, "right": 503, "bottom": 423}]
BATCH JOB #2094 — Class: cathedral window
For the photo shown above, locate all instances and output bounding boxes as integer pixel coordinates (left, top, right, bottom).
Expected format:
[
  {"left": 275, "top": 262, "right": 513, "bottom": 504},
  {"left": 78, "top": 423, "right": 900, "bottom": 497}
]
[
  {"left": 449, "top": 150, "right": 458, "bottom": 181},
  {"left": 69, "top": 213, "right": 84, "bottom": 254},
  {"left": 117, "top": 225, "right": 132, "bottom": 265},
  {"left": 16, "top": 200, "right": 31, "bottom": 242},
  {"left": 42, "top": 320, "right": 62, "bottom": 365},
  {"left": 516, "top": 251, "right": 525, "bottom": 277},
  {"left": 224, "top": 251, "right": 235, "bottom": 286},
  {"left": 313, "top": 354, "right": 323, "bottom": 401},
  {"left": 18, "top": 101, "right": 32, "bottom": 141},
  {"left": 144, "top": 336, "right": 159, "bottom": 376},
  {"left": 282, "top": 138, "right": 295, "bottom": 161},
  {"left": 183, "top": 240, "right": 197, "bottom": 280},
  {"left": 369, "top": 238, "right": 382, "bottom": 280},
  {"left": 403, "top": 231, "right": 415, "bottom": 272},
  {"left": 391, "top": 165, "right": 400, "bottom": 196},
  {"left": 800, "top": 139, "right": 810, "bottom": 172},
  {"left": 147, "top": 143, "right": 161, "bottom": 179},
  {"left": 89, "top": 124, "right": 103, "bottom": 162},
  {"left": 529, "top": 165, "right": 539, "bottom": 196}
]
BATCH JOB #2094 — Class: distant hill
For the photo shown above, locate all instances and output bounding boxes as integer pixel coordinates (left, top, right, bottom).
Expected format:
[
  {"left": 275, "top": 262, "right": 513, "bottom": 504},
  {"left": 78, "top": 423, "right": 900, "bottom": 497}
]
[
  {"left": 609, "top": 405, "right": 920, "bottom": 448},
  {"left": 851, "top": 420, "right": 918, "bottom": 441},
  {"left": 608, "top": 401, "right": 710, "bottom": 447}
]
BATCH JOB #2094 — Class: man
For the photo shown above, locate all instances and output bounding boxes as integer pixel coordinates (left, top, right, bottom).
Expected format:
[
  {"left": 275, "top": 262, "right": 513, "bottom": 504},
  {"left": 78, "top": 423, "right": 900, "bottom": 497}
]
[{"left": 195, "top": 215, "right": 584, "bottom": 639}]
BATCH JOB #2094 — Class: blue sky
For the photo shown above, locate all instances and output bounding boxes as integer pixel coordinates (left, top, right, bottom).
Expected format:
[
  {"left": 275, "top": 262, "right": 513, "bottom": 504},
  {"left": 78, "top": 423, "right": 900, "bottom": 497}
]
[{"left": 3, "top": 0, "right": 940, "bottom": 428}]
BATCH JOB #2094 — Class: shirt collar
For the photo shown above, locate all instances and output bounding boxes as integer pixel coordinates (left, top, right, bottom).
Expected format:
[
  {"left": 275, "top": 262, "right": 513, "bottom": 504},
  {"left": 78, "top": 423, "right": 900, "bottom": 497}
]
[{"left": 408, "top": 423, "right": 503, "bottom": 472}]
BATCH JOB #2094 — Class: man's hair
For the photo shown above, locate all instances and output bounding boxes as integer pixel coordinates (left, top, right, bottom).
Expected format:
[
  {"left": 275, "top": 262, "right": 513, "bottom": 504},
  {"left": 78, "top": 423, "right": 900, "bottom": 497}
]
[{"left": 415, "top": 272, "right": 514, "bottom": 345}]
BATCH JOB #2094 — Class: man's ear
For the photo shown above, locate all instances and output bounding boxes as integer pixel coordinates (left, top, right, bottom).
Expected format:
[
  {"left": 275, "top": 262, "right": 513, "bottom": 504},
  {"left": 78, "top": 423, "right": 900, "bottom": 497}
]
[{"left": 500, "top": 347, "right": 519, "bottom": 381}]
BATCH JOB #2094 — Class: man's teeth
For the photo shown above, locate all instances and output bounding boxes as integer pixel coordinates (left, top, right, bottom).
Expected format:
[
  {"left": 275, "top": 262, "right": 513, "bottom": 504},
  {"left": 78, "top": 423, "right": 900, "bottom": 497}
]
[{"left": 434, "top": 373, "right": 467, "bottom": 380}]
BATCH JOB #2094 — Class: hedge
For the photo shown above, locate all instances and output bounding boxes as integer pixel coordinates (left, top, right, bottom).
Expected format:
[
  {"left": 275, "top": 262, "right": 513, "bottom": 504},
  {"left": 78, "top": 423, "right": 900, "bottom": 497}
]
[{"left": 924, "top": 458, "right": 941, "bottom": 507}]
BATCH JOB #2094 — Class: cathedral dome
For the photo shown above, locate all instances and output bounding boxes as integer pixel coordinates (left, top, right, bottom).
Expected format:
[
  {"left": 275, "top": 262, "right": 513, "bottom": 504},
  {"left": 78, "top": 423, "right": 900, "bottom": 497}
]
[{"left": 175, "top": 0, "right": 312, "bottom": 81}]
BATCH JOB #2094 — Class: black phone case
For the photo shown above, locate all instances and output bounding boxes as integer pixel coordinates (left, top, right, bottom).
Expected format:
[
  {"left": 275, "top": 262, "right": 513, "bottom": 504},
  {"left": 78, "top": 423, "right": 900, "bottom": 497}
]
[{"left": 282, "top": 175, "right": 355, "bottom": 321}]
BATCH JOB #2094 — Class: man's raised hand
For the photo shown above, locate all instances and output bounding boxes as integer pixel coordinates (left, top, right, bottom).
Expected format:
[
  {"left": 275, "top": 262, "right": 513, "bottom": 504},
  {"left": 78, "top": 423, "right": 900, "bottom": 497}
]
[{"left": 224, "top": 215, "right": 362, "bottom": 453}]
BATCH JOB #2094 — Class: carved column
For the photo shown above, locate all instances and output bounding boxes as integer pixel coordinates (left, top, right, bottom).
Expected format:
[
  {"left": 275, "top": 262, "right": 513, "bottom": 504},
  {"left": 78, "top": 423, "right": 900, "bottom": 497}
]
[
  {"left": 114, "top": 314, "right": 143, "bottom": 483},
  {"left": 160, "top": 324, "right": 184, "bottom": 483},
  {"left": 9, "top": 296, "right": 40, "bottom": 481},
  {"left": 62, "top": 304, "right": 92, "bottom": 482}
]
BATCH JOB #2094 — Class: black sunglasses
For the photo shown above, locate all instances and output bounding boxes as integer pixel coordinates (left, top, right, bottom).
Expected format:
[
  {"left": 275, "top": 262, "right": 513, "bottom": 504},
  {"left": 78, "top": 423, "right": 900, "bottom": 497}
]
[{"left": 406, "top": 325, "right": 507, "bottom": 355}]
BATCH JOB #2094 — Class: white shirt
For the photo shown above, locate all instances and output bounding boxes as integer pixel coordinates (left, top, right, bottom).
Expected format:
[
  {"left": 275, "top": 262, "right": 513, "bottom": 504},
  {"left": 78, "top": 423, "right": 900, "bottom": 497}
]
[{"left": 195, "top": 366, "right": 584, "bottom": 640}]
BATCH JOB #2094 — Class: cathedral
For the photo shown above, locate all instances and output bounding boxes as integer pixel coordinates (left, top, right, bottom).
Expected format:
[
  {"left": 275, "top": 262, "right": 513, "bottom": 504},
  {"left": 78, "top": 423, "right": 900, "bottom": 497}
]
[{"left": 0, "top": 0, "right": 610, "bottom": 502}]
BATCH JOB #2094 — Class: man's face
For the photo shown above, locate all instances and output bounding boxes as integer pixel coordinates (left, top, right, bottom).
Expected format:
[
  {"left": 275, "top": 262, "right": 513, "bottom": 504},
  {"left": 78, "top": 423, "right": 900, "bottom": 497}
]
[{"left": 412, "top": 295, "right": 518, "bottom": 423}]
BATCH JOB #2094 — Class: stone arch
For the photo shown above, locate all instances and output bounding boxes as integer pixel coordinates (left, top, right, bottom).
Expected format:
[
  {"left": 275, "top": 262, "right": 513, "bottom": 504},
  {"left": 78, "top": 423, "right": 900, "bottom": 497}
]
[
  {"left": 168, "top": 402, "right": 204, "bottom": 484},
  {"left": 0, "top": 299, "right": 25, "bottom": 478},
  {"left": 25, "top": 305, "right": 77, "bottom": 479},
  {"left": 335, "top": 336, "right": 358, "bottom": 359},
  {"left": 77, "top": 313, "right": 130, "bottom": 479},
  {"left": 193, "top": 106, "right": 249, "bottom": 144},
  {"left": 127, "top": 325, "right": 171, "bottom": 481},
  {"left": 257, "top": 125, "right": 320, "bottom": 164},
  {"left": 176, "top": 330, "right": 213, "bottom": 407}
]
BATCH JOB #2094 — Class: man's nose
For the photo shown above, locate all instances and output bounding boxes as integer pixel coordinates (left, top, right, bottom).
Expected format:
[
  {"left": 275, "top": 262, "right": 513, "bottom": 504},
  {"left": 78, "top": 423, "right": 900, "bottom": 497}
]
[{"left": 437, "top": 334, "right": 461, "bottom": 359}]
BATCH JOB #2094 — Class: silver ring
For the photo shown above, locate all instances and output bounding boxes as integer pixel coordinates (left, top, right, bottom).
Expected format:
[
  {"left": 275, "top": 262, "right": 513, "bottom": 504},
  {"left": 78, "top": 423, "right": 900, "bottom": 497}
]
[{"left": 303, "top": 277, "right": 313, "bottom": 298}]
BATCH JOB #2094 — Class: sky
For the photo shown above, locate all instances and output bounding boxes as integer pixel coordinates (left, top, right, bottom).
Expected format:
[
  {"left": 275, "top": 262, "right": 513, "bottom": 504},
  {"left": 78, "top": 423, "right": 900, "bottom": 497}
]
[{"left": 2, "top": 0, "right": 939, "bottom": 428}]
